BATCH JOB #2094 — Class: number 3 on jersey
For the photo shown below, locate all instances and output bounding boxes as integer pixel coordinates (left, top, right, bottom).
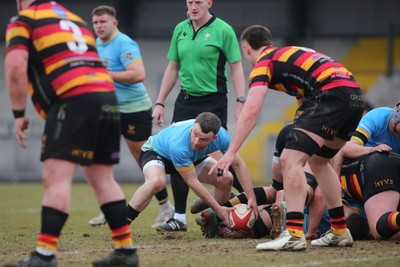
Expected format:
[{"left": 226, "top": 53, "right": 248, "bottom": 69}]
[{"left": 60, "top": 20, "right": 88, "bottom": 54}]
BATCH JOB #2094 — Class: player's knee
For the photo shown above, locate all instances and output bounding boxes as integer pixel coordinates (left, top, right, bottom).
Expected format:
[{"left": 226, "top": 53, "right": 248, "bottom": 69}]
[
  {"left": 223, "top": 171, "right": 234, "bottom": 186},
  {"left": 285, "top": 129, "right": 320, "bottom": 157},
  {"left": 376, "top": 212, "right": 398, "bottom": 239},
  {"left": 147, "top": 175, "right": 167, "bottom": 193}
]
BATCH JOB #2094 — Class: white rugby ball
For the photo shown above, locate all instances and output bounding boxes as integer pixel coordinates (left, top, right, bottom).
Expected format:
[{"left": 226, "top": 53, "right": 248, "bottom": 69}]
[{"left": 228, "top": 203, "right": 256, "bottom": 232}]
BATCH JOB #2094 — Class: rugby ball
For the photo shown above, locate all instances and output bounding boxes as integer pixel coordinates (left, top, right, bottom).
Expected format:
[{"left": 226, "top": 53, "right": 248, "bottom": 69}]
[{"left": 228, "top": 204, "right": 256, "bottom": 232}]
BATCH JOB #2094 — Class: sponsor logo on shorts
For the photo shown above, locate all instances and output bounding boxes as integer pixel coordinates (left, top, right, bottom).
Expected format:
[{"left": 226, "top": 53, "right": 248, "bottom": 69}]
[
  {"left": 71, "top": 149, "right": 94, "bottom": 160},
  {"left": 127, "top": 124, "right": 136, "bottom": 135},
  {"left": 350, "top": 94, "right": 364, "bottom": 101},
  {"left": 111, "top": 151, "right": 120, "bottom": 160},
  {"left": 374, "top": 178, "right": 394, "bottom": 188},
  {"left": 321, "top": 125, "right": 338, "bottom": 136}
]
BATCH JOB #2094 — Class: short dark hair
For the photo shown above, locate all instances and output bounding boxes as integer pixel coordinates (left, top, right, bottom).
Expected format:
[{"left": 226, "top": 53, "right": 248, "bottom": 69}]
[
  {"left": 241, "top": 25, "right": 273, "bottom": 50},
  {"left": 92, "top": 5, "right": 117, "bottom": 18},
  {"left": 345, "top": 213, "right": 370, "bottom": 240},
  {"left": 195, "top": 112, "right": 221, "bottom": 135}
]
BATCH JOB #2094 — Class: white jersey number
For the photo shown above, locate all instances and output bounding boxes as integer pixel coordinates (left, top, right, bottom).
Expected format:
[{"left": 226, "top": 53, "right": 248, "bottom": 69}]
[{"left": 60, "top": 20, "right": 88, "bottom": 54}]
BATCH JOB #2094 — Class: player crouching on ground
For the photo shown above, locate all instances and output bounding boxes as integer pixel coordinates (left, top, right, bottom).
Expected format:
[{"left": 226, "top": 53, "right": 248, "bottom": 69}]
[{"left": 125, "top": 112, "right": 258, "bottom": 230}]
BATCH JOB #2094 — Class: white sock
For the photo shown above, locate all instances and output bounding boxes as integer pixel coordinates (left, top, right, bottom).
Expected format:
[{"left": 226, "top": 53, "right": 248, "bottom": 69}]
[
  {"left": 173, "top": 213, "right": 186, "bottom": 224},
  {"left": 160, "top": 201, "right": 173, "bottom": 213},
  {"left": 36, "top": 246, "right": 55, "bottom": 256}
]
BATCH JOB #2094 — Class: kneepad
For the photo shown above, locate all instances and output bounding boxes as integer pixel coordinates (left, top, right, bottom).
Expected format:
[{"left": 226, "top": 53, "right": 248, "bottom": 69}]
[
  {"left": 285, "top": 129, "right": 320, "bottom": 156},
  {"left": 272, "top": 179, "right": 283, "bottom": 191},
  {"left": 315, "top": 145, "right": 339, "bottom": 159},
  {"left": 251, "top": 207, "right": 271, "bottom": 238},
  {"left": 305, "top": 172, "right": 318, "bottom": 191}
]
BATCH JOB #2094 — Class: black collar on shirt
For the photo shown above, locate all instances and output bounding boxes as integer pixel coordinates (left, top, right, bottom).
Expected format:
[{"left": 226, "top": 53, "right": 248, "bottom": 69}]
[{"left": 189, "top": 14, "right": 217, "bottom": 39}]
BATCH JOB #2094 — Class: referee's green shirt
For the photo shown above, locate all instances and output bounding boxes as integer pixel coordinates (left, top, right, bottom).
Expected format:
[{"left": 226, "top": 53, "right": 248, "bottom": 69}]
[{"left": 167, "top": 16, "right": 241, "bottom": 96}]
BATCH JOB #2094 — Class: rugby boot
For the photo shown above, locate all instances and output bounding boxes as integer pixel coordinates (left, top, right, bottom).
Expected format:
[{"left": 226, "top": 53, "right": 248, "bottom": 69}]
[
  {"left": 270, "top": 201, "right": 287, "bottom": 239},
  {"left": 156, "top": 218, "right": 187, "bottom": 232},
  {"left": 4, "top": 251, "right": 57, "bottom": 267},
  {"left": 199, "top": 209, "right": 219, "bottom": 238},
  {"left": 311, "top": 229, "right": 353, "bottom": 247},
  {"left": 92, "top": 248, "right": 138, "bottom": 267},
  {"left": 256, "top": 230, "right": 306, "bottom": 251},
  {"left": 88, "top": 212, "right": 107, "bottom": 226},
  {"left": 151, "top": 203, "right": 175, "bottom": 228}
]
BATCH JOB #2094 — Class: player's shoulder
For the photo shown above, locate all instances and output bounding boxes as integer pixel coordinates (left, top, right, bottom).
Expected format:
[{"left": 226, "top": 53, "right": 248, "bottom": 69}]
[
  {"left": 115, "top": 31, "right": 136, "bottom": 44},
  {"left": 363, "top": 107, "right": 391, "bottom": 120},
  {"left": 359, "top": 107, "right": 391, "bottom": 132},
  {"left": 174, "top": 19, "right": 190, "bottom": 30},
  {"left": 211, "top": 17, "right": 236, "bottom": 32}
]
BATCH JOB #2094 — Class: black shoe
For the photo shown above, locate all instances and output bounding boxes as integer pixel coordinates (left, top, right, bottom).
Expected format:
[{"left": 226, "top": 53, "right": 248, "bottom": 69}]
[
  {"left": 190, "top": 198, "right": 209, "bottom": 214},
  {"left": 92, "top": 248, "right": 139, "bottom": 267},
  {"left": 156, "top": 218, "right": 187, "bottom": 232},
  {"left": 4, "top": 251, "right": 57, "bottom": 267}
]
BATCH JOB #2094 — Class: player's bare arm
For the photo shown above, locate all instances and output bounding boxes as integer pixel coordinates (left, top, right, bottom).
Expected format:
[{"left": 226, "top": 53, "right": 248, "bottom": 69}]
[
  {"left": 108, "top": 61, "right": 146, "bottom": 84},
  {"left": 152, "top": 60, "right": 179, "bottom": 126}
]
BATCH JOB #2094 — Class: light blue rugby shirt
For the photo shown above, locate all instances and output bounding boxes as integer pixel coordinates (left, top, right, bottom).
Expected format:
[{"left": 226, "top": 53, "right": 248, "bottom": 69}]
[
  {"left": 142, "top": 119, "right": 231, "bottom": 172},
  {"left": 354, "top": 107, "right": 400, "bottom": 153},
  {"left": 96, "top": 30, "right": 152, "bottom": 113}
]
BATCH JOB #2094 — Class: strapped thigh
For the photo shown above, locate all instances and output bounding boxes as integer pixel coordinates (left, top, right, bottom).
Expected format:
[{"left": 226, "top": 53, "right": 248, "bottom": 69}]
[{"left": 285, "top": 129, "right": 320, "bottom": 156}]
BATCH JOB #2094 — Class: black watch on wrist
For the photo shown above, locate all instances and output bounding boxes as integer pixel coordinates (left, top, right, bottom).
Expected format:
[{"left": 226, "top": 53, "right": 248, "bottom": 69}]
[{"left": 236, "top": 96, "right": 246, "bottom": 103}]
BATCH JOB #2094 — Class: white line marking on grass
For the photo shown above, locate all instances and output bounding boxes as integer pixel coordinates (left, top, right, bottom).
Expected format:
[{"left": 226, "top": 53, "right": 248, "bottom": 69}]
[{"left": 266, "top": 257, "right": 371, "bottom": 267}]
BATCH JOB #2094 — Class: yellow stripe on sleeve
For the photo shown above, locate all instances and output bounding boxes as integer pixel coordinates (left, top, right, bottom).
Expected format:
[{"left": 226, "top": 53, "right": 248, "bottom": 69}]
[{"left": 6, "top": 26, "right": 30, "bottom": 42}]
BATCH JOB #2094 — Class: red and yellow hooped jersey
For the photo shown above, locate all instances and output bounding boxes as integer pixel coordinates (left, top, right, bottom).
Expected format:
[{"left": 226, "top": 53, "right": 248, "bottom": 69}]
[
  {"left": 6, "top": 0, "right": 114, "bottom": 119},
  {"left": 249, "top": 46, "right": 359, "bottom": 99}
]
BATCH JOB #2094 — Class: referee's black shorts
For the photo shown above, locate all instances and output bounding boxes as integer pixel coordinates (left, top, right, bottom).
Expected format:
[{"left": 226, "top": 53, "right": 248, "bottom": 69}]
[{"left": 172, "top": 90, "right": 228, "bottom": 129}]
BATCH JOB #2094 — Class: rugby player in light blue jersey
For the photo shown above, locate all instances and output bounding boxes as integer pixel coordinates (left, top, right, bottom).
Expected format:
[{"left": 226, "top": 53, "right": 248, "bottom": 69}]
[{"left": 126, "top": 112, "right": 258, "bottom": 231}]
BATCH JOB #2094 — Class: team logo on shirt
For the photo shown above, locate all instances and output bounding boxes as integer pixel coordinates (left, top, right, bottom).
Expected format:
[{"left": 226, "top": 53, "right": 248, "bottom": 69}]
[
  {"left": 127, "top": 124, "right": 136, "bottom": 135},
  {"left": 124, "top": 53, "right": 135, "bottom": 62},
  {"left": 204, "top": 33, "right": 211, "bottom": 40}
]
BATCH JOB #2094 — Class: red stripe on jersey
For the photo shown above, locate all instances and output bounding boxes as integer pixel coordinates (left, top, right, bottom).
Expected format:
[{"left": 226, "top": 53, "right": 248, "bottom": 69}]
[
  {"left": 271, "top": 46, "right": 292, "bottom": 61},
  {"left": 51, "top": 66, "right": 108, "bottom": 91},
  {"left": 33, "top": 24, "right": 62, "bottom": 39},
  {"left": 61, "top": 83, "right": 115, "bottom": 99},
  {"left": 321, "top": 80, "right": 360, "bottom": 90},
  {"left": 250, "top": 81, "right": 269, "bottom": 88},
  {"left": 33, "top": 23, "right": 94, "bottom": 41},
  {"left": 312, "top": 62, "right": 344, "bottom": 79},
  {"left": 43, "top": 50, "right": 101, "bottom": 69},
  {"left": 293, "top": 51, "right": 314, "bottom": 67}
]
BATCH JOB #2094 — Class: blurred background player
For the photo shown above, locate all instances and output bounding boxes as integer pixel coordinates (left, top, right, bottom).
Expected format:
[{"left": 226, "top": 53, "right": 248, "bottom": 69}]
[
  {"left": 4, "top": 0, "right": 138, "bottom": 266},
  {"left": 88, "top": 5, "right": 174, "bottom": 228}
]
